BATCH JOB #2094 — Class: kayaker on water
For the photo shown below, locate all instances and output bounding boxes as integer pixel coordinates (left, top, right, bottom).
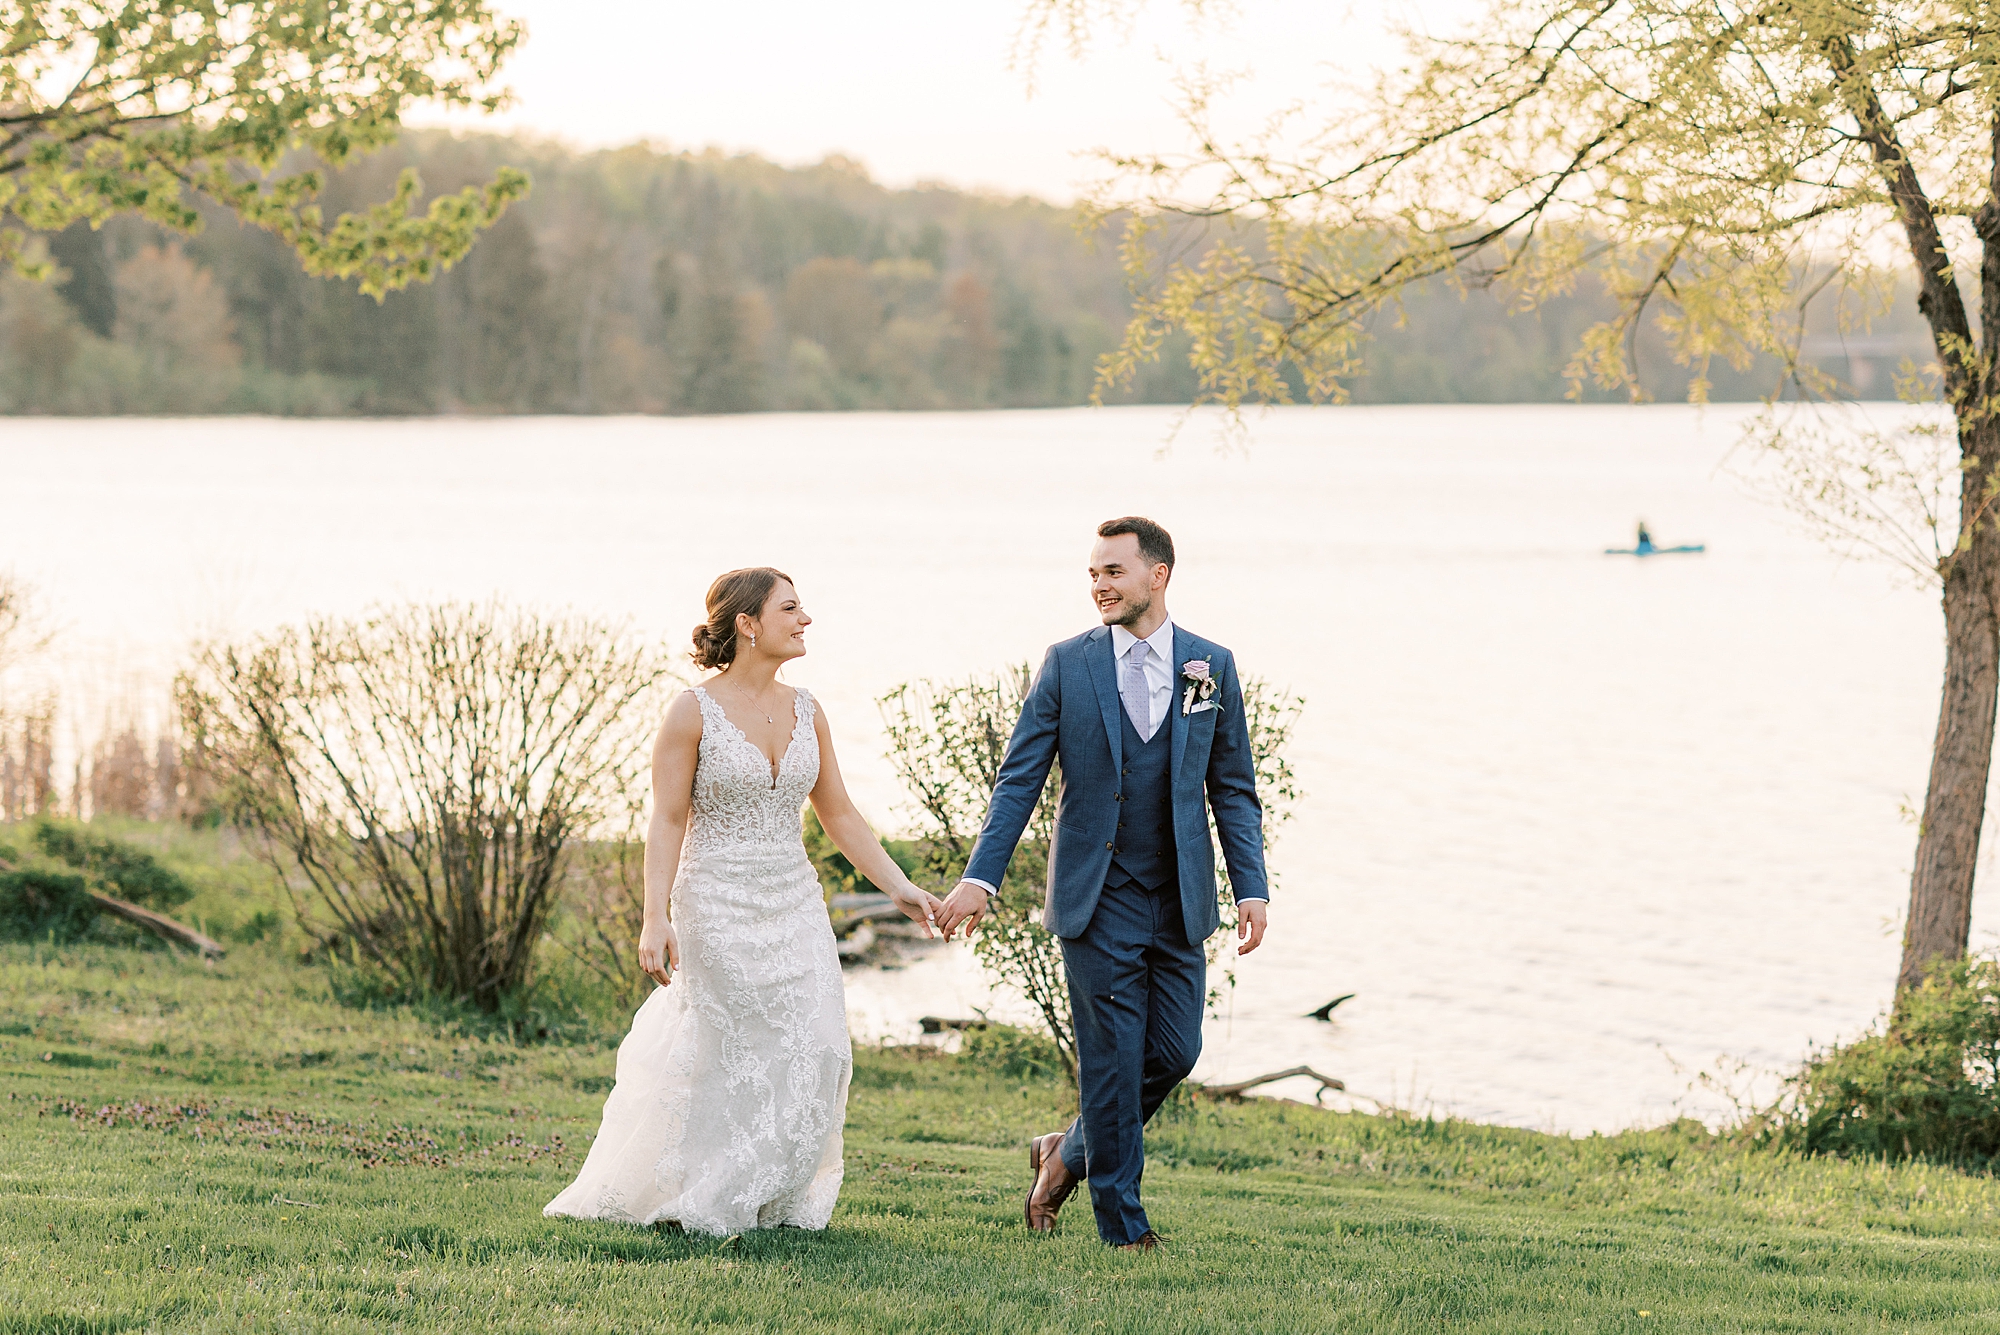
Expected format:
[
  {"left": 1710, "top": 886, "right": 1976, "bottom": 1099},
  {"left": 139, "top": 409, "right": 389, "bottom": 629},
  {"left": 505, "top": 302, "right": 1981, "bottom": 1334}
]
[{"left": 1635, "top": 521, "right": 1655, "bottom": 555}]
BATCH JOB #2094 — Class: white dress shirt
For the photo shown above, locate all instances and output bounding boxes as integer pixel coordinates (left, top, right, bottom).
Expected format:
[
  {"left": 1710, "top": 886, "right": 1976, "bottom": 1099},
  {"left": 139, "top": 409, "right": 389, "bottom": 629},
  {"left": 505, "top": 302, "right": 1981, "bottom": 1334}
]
[{"left": 1109, "top": 618, "right": 1176, "bottom": 741}]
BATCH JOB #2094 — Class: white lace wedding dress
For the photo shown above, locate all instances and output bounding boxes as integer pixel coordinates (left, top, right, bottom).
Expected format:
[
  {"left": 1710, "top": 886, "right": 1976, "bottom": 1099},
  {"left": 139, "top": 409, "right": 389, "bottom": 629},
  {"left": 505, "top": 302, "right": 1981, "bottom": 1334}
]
[{"left": 544, "top": 685, "right": 850, "bottom": 1234}]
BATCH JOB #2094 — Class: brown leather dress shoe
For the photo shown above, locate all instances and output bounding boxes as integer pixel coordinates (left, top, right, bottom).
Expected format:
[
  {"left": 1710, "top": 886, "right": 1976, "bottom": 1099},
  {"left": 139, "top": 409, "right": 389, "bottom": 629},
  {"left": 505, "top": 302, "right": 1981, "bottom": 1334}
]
[
  {"left": 1116, "top": 1230, "right": 1161, "bottom": 1253},
  {"left": 1024, "top": 1131, "right": 1078, "bottom": 1231}
]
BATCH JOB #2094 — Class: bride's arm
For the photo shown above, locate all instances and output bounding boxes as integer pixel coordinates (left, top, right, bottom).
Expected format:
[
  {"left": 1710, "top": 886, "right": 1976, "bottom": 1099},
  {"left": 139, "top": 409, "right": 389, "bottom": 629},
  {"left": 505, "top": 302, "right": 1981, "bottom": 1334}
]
[
  {"left": 807, "top": 703, "right": 940, "bottom": 936},
  {"left": 638, "top": 691, "right": 703, "bottom": 986}
]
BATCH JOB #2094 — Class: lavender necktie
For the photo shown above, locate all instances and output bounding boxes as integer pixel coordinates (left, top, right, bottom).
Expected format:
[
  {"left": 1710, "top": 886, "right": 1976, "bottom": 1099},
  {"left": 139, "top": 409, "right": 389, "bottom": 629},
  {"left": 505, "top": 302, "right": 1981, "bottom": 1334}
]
[{"left": 1121, "top": 640, "right": 1154, "bottom": 741}]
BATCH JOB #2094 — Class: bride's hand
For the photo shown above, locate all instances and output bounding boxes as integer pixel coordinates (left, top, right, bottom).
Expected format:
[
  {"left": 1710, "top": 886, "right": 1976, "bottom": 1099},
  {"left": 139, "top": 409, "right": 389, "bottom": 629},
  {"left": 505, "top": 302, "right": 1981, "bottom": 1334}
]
[
  {"left": 638, "top": 918, "right": 679, "bottom": 986},
  {"left": 888, "top": 884, "right": 942, "bottom": 939}
]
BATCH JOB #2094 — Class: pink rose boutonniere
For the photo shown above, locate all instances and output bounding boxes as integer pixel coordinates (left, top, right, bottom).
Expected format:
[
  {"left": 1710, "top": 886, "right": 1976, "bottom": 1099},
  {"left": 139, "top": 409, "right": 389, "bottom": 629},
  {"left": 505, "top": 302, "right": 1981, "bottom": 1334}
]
[{"left": 1180, "top": 658, "right": 1219, "bottom": 715}]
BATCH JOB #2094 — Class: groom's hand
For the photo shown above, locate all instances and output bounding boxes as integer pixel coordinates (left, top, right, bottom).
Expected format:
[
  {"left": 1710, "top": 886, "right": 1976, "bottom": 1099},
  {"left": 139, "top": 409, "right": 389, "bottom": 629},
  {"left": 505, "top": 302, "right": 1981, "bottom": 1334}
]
[
  {"left": 1236, "top": 900, "right": 1268, "bottom": 955},
  {"left": 935, "top": 881, "right": 991, "bottom": 939}
]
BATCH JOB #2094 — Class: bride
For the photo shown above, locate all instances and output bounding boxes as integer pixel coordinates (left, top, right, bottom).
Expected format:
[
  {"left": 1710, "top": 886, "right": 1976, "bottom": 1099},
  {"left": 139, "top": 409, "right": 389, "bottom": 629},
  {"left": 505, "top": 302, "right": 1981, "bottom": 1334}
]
[{"left": 545, "top": 567, "right": 942, "bottom": 1234}]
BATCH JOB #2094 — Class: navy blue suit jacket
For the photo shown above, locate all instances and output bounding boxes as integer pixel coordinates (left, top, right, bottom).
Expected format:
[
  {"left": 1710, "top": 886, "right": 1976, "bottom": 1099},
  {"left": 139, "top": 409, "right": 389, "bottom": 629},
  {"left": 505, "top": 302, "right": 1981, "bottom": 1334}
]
[{"left": 964, "top": 623, "right": 1268, "bottom": 945}]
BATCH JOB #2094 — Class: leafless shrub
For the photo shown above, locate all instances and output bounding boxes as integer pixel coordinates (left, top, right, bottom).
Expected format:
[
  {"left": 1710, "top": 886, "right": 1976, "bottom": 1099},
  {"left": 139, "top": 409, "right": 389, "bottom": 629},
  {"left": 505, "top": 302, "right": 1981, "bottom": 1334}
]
[
  {"left": 0, "top": 694, "right": 55, "bottom": 822},
  {"left": 56, "top": 680, "right": 203, "bottom": 823},
  {"left": 178, "top": 603, "right": 675, "bottom": 1012},
  {"left": 84, "top": 724, "right": 162, "bottom": 820},
  {"left": 0, "top": 571, "right": 50, "bottom": 674},
  {"left": 0, "top": 572, "right": 57, "bottom": 820},
  {"left": 551, "top": 824, "right": 652, "bottom": 1011}
]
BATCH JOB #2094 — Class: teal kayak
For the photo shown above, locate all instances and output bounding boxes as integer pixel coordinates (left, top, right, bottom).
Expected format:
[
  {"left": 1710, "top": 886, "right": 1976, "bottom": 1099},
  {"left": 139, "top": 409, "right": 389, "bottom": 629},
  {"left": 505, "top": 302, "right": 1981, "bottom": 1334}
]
[{"left": 1604, "top": 543, "right": 1706, "bottom": 556}]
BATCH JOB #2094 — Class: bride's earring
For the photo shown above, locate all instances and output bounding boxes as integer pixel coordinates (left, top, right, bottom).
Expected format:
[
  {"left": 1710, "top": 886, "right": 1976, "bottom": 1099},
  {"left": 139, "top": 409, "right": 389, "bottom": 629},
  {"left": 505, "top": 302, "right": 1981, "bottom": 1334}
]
[{"left": 749, "top": 633, "right": 757, "bottom": 649}]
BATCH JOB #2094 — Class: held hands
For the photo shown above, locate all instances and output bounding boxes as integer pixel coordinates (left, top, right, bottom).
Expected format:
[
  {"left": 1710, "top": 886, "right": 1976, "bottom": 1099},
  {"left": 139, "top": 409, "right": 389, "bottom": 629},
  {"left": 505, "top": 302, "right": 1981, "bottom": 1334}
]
[
  {"left": 638, "top": 916, "right": 680, "bottom": 987},
  {"left": 1236, "top": 899, "right": 1269, "bottom": 955},
  {"left": 933, "top": 880, "right": 991, "bottom": 940},
  {"left": 887, "top": 883, "right": 945, "bottom": 939},
  {"left": 932, "top": 883, "right": 1267, "bottom": 952}
]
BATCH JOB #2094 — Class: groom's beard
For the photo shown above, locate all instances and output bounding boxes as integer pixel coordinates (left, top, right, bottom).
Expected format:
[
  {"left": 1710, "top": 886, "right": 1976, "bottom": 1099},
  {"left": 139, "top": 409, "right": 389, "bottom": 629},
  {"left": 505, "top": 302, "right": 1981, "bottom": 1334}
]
[{"left": 1102, "top": 592, "right": 1152, "bottom": 627}]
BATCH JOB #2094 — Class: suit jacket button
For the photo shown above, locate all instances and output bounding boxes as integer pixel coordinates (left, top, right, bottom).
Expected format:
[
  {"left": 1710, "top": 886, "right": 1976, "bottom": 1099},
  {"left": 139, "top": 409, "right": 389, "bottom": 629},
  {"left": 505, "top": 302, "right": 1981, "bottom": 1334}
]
[{"left": 1106, "top": 842, "right": 1115, "bottom": 851}]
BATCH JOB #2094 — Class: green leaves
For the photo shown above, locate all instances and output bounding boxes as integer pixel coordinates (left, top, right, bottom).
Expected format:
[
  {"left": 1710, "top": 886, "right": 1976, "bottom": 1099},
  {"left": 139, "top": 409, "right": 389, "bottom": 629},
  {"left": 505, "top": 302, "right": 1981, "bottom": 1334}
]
[
  {"left": 0, "top": 867, "right": 95, "bottom": 942},
  {"left": 0, "top": 1, "right": 528, "bottom": 295},
  {"left": 1059, "top": 0, "right": 1984, "bottom": 409},
  {"left": 32, "top": 820, "right": 193, "bottom": 910},
  {"left": 1754, "top": 953, "right": 2000, "bottom": 1165}
]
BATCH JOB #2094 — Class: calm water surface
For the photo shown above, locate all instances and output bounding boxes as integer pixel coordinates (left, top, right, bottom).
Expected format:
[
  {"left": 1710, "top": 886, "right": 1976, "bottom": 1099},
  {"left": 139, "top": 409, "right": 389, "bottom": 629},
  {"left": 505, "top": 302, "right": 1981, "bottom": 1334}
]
[{"left": 0, "top": 405, "right": 1965, "bottom": 1130}]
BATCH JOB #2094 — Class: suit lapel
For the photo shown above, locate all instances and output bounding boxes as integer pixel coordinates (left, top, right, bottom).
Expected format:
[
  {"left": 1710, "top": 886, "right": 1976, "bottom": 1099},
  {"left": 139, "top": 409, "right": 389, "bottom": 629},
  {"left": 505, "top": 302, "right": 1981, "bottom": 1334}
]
[
  {"left": 1169, "top": 625, "right": 1193, "bottom": 783},
  {"left": 1086, "top": 626, "right": 1123, "bottom": 774}
]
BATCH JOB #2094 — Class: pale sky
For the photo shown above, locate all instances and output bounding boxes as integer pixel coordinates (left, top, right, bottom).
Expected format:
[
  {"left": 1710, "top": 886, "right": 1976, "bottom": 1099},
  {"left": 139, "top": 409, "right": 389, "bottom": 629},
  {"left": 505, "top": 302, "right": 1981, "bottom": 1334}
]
[{"left": 412, "top": 1, "right": 1487, "bottom": 202}]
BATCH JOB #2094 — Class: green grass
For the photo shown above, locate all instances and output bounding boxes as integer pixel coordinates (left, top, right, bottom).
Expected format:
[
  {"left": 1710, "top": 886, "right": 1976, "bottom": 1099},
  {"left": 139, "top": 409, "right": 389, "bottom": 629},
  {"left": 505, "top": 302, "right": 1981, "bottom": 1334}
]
[{"left": 5, "top": 945, "right": 2000, "bottom": 1333}]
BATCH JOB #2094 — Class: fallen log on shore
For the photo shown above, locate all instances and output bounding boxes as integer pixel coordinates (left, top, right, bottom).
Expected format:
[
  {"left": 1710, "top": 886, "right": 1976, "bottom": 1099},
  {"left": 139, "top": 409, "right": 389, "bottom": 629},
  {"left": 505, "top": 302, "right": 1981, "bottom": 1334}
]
[
  {"left": 918, "top": 1016, "right": 990, "bottom": 1034},
  {"left": 827, "top": 893, "right": 906, "bottom": 935},
  {"left": 89, "top": 892, "right": 227, "bottom": 960},
  {"left": 872, "top": 921, "right": 939, "bottom": 941},
  {"left": 832, "top": 901, "right": 905, "bottom": 924},
  {"left": 1198, "top": 1065, "right": 1346, "bottom": 1104},
  {"left": 0, "top": 850, "right": 225, "bottom": 959}
]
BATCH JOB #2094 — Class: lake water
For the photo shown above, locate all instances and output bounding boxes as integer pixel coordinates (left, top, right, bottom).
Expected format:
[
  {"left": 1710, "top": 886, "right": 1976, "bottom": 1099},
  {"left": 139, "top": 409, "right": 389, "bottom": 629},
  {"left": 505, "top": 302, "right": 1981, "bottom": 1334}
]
[{"left": 0, "top": 405, "right": 1970, "bottom": 1131}]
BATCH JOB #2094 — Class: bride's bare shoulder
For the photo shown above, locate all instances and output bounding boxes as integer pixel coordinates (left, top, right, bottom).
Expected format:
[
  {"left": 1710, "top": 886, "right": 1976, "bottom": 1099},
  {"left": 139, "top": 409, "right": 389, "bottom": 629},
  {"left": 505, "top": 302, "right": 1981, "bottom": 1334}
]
[{"left": 656, "top": 689, "right": 706, "bottom": 747}]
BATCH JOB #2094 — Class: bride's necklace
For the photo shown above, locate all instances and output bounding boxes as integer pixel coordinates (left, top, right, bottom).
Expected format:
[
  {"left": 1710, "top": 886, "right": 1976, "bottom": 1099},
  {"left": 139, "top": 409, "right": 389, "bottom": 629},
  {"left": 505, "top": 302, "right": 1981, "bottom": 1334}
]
[{"left": 728, "top": 677, "right": 782, "bottom": 725}]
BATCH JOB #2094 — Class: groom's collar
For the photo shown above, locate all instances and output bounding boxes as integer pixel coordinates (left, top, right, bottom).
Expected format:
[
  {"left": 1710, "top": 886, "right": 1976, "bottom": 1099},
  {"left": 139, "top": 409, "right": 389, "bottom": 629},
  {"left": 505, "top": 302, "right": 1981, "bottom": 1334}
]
[{"left": 1109, "top": 618, "right": 1176, "bottom": 663}]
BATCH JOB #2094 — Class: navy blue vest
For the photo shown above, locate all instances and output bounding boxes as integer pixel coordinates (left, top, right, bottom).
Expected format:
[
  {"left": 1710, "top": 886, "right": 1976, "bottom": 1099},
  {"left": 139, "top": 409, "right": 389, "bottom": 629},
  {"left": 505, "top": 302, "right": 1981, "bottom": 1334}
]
[{"left": 1108, "top": 704, "right": 1175, "bottom": 891}]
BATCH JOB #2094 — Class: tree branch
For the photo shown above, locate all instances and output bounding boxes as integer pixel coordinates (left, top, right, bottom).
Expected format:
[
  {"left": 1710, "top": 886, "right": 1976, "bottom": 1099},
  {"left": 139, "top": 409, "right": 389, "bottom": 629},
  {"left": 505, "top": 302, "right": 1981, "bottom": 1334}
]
[{"left": 1823, "top": 30, "right": 1976, "bottom": 401}]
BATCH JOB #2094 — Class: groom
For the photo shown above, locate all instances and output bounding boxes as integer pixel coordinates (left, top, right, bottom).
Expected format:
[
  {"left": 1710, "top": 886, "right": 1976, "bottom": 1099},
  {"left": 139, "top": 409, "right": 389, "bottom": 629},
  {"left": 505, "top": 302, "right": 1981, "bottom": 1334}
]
[{"left": 934, "top": 516, "right": 1269, "bottom": 1251}]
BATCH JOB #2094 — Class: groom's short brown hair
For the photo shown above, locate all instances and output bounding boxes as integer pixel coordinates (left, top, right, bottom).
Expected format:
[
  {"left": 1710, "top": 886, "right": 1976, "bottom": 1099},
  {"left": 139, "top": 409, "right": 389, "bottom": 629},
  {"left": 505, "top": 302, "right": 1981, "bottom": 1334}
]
[{"left": 1097, "top": 516, "right": 1175, "bottom": 571}]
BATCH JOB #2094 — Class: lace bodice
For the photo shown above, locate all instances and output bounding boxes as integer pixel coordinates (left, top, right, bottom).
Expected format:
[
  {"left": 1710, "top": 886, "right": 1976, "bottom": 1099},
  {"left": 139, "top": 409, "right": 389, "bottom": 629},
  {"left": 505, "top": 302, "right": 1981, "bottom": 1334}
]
[{"left": 684, "top": 685, "right": 819, "bottom": 859}]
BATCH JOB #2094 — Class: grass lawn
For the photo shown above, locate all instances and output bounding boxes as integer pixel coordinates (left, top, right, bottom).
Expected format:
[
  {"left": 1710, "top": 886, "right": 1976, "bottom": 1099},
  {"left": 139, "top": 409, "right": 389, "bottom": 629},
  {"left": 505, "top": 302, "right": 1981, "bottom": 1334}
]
[{"left": 5, "top": 940, "right": 2000, "bottom": 1334}]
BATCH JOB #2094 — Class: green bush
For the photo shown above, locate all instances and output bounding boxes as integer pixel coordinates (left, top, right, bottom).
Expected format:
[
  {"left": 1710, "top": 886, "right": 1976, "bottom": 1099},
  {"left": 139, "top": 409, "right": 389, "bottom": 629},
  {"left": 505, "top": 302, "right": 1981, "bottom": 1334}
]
[
  {"left": 0, "top": 869, "right": 98, "bottom": 943},
  {"left": 801, "top": 808, "right": 920, "bottom": 899},
  {"left": 958, "top": 1023, "right": 1066, "bottom": 1082},
  {"left": 1754, "top": 955, "right": 2000, "bottom": 1164},
  {"left": 231, "top": 909, "right": 281, "bottom": 944},
  {"left": 32, "top": 821, "right": 193, "bottom": 909}
]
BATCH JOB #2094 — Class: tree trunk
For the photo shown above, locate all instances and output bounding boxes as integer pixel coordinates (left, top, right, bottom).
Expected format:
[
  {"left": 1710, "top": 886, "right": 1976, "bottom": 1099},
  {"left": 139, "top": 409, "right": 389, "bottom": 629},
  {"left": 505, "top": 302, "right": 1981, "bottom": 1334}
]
[
  {"left": 87, "top": 892, "right": 226, "bottom": 960},
  {"left": 1898, "top": 415, "right": 2000, "bottom": 994}
]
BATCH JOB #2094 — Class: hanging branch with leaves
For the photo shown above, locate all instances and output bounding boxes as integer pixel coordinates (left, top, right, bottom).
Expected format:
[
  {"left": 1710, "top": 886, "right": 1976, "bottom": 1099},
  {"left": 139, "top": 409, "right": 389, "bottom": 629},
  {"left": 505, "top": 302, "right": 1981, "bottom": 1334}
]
[{"left": 0, "top": 1, "right": 529, "bottom": 294}]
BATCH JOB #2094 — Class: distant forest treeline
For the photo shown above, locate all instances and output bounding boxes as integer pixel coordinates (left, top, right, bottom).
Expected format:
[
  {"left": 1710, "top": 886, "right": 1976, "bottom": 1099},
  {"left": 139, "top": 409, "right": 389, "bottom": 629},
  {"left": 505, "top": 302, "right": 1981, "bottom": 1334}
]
[{"left": 0, "top": 132, "right": 1936, "bottom": 414}]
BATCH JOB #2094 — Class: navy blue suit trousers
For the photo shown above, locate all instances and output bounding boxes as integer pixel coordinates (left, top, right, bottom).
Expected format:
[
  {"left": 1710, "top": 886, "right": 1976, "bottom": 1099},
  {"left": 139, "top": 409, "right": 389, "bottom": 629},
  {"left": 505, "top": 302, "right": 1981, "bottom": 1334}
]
[{"left": 1058, "top": 875, "right": 1205, "bottom": 1245}]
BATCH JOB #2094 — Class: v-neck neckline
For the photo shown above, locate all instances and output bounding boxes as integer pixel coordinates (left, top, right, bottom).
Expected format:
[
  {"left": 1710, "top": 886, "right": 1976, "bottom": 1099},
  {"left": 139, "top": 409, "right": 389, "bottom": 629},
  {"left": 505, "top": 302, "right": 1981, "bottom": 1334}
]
[{"left": 697, "top": 685, "right": 802, "bottom": 787}]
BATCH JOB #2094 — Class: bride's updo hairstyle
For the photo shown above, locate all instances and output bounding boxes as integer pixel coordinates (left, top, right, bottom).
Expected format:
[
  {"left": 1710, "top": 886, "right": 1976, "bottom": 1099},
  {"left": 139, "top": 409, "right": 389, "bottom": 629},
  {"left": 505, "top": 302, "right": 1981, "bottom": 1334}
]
[{"left": 691, "top": 567, "right": 794, "bottom": 669}]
